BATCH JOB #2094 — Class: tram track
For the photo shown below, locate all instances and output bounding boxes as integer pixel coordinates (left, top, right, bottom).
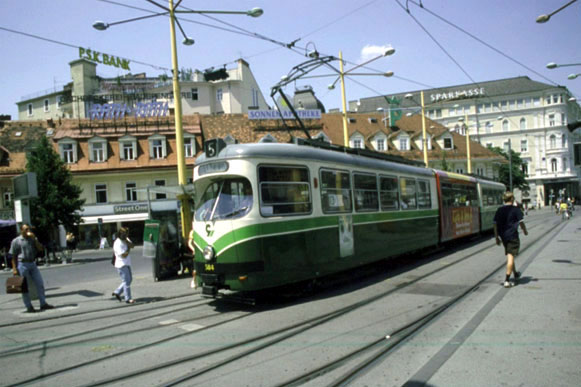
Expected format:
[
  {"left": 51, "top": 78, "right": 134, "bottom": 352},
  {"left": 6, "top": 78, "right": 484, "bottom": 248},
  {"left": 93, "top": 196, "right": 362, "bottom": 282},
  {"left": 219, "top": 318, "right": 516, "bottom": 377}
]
[
  {"left": 5, "top": 214, "right": 556, "bottom": 387},
  {"left": 277, "top": 216, "right": 568, "bottom": 386},
  {"left": 0, "top": 297, "right": 213, "bottom": 357},
  {"left": 60, "top": 216, "right": 558, "bottom": 386}
]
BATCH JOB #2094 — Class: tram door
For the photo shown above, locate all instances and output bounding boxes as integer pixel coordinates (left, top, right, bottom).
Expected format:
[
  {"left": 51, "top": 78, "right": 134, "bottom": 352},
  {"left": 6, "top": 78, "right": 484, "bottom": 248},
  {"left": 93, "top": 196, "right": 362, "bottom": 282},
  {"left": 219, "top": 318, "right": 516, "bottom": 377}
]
[{"left": 338, "top": 215, "right": 354, "bottom": 257}]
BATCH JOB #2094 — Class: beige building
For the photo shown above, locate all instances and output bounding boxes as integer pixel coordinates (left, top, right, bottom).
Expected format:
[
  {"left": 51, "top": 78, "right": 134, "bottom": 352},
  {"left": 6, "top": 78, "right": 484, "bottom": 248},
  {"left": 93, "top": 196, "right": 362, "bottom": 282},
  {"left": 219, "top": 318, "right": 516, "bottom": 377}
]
[
  {"left": 17, "top": 58, "right": 269, "bottom": 121},
  {"left": 353, "top": 76, "right": 581, "bottom": 206}
]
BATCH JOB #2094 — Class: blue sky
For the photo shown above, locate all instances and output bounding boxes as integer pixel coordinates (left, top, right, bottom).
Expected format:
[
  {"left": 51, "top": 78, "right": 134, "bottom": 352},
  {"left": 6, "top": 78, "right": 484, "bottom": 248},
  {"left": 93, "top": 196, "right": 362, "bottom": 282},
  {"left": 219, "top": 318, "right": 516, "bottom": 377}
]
[{"left": 1, "top": 0, "right": 580, "bottom": 119}]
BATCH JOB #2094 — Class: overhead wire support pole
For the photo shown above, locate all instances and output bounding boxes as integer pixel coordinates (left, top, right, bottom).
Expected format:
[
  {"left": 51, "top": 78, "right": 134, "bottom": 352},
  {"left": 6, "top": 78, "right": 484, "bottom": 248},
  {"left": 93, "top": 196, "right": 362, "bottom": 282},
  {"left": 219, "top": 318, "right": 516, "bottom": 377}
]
[
  {"left": 339, "top": 51, "right": 350, "bottom": 147},
  {"left": 420, "top": 91, "right": 428, "bottom": 167},
  {"left": 167, "top": 0, "right": 192, "bottom": 241},
  {"left": 465, "top": 112, "right": 471, "bottom": 173}
]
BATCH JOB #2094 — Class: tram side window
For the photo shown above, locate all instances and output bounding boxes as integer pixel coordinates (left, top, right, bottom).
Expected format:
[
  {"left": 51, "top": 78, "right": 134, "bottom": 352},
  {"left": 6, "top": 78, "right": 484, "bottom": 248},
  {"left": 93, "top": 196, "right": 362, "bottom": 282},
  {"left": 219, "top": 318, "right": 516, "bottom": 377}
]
[
  {"left": 320, "top": 169, "right": 352, "bottom": 213},
  {"left": 259, "top": 166, "right": 312, "bottom": 216},
  {"left": 417, "top": 180, "right": 431, "bottom": 209},
  {"left": 353, "top": 173, "right": 379, "bottom": 212},
  {"left": 441, "top": 183, "right": 454, "bottom": 207},
  {"left": 379, "top": 175, "right": 399, "bottom": 211},
  {"left": 400, "top": 177, "right": 417, "bottom": 210}
]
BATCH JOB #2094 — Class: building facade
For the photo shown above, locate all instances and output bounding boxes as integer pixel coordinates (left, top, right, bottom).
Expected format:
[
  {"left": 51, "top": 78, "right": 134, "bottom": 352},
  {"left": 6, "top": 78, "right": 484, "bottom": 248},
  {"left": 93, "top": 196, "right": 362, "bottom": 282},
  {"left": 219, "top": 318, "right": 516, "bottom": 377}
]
[
  {"left": 17, "top": 58, "right": 269, "bottom": 121},
  {"left": 352, "top": 76, "right": 581, "bottom": 206}
]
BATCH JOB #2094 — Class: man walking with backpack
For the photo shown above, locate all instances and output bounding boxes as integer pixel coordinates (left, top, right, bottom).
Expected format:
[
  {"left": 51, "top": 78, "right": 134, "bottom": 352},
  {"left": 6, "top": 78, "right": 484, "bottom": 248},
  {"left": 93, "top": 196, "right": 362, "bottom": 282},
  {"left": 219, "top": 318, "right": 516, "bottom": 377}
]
[{"left": 493, "top": 192, "right": 528, "bottom": 288}]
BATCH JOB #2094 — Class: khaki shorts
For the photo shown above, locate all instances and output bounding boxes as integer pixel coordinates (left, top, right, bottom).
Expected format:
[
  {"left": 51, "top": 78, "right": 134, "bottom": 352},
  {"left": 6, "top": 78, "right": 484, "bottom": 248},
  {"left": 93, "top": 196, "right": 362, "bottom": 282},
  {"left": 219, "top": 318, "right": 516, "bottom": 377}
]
[{"left": 503, "top": 239, "right": 520, "bottom": 256}]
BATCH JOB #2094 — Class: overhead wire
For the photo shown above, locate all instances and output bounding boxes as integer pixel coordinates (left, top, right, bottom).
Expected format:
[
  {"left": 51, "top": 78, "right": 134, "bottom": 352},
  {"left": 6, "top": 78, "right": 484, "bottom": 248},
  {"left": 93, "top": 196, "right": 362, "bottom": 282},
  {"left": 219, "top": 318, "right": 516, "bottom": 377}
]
[
  {"left": 0, "top": 26, "right": 171, "bottom": 72},
  {"left": 395, "top": 0, "right": 554, "bottom": 136}
]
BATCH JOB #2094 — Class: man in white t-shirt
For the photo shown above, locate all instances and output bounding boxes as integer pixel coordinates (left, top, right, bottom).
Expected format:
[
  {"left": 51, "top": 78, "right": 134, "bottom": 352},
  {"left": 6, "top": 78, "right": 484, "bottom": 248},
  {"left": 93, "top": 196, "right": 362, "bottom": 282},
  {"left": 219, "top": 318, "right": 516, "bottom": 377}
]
[{"left": 112, "top": 227, "right": 135, "bottom": 304}]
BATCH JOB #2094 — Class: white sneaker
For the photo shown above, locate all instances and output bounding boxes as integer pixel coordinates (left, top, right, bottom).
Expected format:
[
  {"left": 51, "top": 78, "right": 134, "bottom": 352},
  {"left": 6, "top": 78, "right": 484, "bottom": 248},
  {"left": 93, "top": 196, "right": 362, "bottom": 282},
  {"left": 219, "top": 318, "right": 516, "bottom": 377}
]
[
  {"left": 190, "top": 280, "right": 197, "bottom": 289},
  {"left": 503, "top": 280, "right": 513, "bottom": 288}
]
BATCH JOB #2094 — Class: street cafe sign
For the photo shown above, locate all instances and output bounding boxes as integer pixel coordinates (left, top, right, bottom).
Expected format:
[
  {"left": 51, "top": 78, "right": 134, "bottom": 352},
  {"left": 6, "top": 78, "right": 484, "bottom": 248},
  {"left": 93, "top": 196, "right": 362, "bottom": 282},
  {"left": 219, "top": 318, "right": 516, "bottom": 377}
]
[
  {"left": 79, "top": 47, "right": 131, "bottom": 71},
  {"left": 89, "top": 102, "right": 168, "bottom": 119},
  {"left": 430, "top": 87, "right": 485, "bottom": 102},
  {"left": 114, "top": 204, "right": 148, "bottom": 214}
]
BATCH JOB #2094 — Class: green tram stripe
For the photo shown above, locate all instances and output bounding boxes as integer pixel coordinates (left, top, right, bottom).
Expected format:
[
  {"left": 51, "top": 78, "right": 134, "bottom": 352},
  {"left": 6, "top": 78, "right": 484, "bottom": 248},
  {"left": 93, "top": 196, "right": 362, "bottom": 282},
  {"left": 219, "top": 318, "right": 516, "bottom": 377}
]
[{"left": 195, "top": 209, "right": 438, "bottom": 257}]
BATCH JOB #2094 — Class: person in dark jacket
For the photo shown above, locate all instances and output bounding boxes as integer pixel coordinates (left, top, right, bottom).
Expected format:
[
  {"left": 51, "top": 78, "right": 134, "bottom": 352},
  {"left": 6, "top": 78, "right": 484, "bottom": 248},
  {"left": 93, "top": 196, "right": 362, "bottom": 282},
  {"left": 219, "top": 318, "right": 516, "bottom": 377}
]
[
  {"left": 9, "top": 224, "right": 55, "bottom": 313},
  {"left": 493, "top": 192, "right": 528, "bottom": 288}
]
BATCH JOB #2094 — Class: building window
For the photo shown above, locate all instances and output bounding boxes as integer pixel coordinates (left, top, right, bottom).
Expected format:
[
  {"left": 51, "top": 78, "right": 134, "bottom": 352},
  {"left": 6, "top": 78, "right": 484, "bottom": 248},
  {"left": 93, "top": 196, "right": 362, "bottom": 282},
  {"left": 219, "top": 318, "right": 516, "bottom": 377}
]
[
  {"left": 95, "top": 184, "right": 107, "bottom": 204},
  {"left": 352, "top": 139, "right": 362, "bottom": 149},
  {"left": 89, "top": 138, "right": 107, "bottom": 162},
  {"left": 27, "top": 104, "right": 33, "bottom": 116},
  {"left": 57, "top": 96, "right": 64, "bottom": 109},
  {"left": 563, "top": 158, "right": 567, "bottom": 172},
  {"left": 184, "top": 136, "right": 195, "bottom": 158},
  {"left": 376, "top": 138, "right": 385, "bottom": 151},
  {"left": 122, "top": 142, "right": 134, "bottom": 160},
  {"left": 148, "top": 135, "right": 167, "bottom": 159},
  {"left": 59, "top": 142, "right": 77, "bottom": 164},
  {"left": 216, "top": 88, "right": 223, "bottom": 101},
  {"left": 520, "top": 139, "right": 528, "bottom": 153},
  {"left": 485, "top": 121, "right": 492, "bottom": 133},
  {"left": 519, "top": 118, "right": 526, "bottom": 130},
  {"left": 562, "top": 134, "right": 567, "bottom": 148},
  {"left": 399, "top": 138, "right": 408, "bottom": 150},
  {"left": 476, "top": 167, "right": 485, "bottom": 176},
  {"left": 551, "top": 158, "right": 557, "bottom": 172},
  {"left": 191, "top": 88, "right": 198, "bottom": 101},
  {"left": 152, "top": 139, "right": 163, "bottom": 159},
  {"left": 3, "top": 191, "right": 13, "bottom": 208},
  {"left": 550, "top": 134, "right": 557, "bottom": 149},
  {"left": 252, "top": 88, "right": 259, "bottom": 107},
  {"left": 549, "top": 114, "right": 555, "bottom": 126},
  {"left": 502, "top": 120, "right": 509, "bottom": 132},
  {"left": 44, "top": 99, "right": 49, "bottom": 112},
  {"left": 522, "top": 163, "right": 528, "bottom": 176},
  {"left": 155, "top": 180, "right": 167, "bottom": 200},
  {"left": 503, "top": 141, "right": 510, "bottom": 153},
  {"left": 443, "top": 138, "right": 452, "bottom": 149},
  {"left": 533, "top": 97, "right": 541, "bottom": 106},
  {"left": 561, "top": 113, "right": 566, "bottom": 126},
  {"left": 125, "top": 182, "right": 137, "bottom": 202}
]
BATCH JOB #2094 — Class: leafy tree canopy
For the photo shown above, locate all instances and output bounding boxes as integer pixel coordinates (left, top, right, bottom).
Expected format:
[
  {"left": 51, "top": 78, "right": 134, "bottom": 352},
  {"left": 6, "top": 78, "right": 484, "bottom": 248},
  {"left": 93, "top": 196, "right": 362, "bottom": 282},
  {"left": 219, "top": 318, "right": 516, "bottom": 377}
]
[
  {"left": 488, "top": 146, "right": 530, "bottom": 192},
  {"left": 26, "top": 136, "right": 85, "bottom": 243}
]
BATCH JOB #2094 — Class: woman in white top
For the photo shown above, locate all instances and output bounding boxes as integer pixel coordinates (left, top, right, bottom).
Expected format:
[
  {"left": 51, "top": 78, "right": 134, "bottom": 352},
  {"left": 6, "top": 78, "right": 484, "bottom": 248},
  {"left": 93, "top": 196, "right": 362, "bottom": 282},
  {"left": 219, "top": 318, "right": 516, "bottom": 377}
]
[{"left": 112, "top": 227, "right": 135, "bottom": 304}]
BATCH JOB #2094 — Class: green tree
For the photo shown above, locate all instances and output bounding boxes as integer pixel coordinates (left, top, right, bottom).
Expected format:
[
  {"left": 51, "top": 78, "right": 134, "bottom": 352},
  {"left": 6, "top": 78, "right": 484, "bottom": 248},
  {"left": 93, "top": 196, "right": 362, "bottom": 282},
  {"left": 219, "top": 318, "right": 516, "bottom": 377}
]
[
  {"left": 488, "top": 146, "right": 530, "bottom": 191},
  {"left": 26, "top": 136, "right": 85, "bottom": 245},
  {"left": 440, "top": 151, "right": 451, "bottom": 171}
]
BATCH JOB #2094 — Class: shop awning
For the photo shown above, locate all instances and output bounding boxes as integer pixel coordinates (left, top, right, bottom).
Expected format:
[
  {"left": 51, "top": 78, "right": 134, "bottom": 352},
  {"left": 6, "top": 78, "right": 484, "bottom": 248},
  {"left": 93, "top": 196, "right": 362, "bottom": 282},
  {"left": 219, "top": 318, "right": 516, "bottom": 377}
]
[{"left": 82, "top": 213, "right": 149, "bottom": 225}]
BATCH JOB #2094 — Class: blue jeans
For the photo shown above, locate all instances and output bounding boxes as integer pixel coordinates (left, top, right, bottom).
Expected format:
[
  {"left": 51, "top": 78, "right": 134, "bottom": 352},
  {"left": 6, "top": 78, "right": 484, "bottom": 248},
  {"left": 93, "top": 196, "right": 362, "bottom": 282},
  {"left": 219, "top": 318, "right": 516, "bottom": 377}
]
[
  {"left": 18, "top": 262, "right": 47, "bottom": 309},
  {"left": 114, "top": 265, "right": 132, "bottom": 301}
]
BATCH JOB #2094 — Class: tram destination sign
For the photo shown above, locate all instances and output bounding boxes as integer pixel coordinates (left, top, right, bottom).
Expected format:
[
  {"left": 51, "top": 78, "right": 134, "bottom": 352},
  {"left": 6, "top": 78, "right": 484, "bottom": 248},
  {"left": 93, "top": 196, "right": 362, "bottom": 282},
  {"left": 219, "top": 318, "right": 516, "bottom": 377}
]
[{"left": 248, "top": 109, "right": 321, "bottom": 120}]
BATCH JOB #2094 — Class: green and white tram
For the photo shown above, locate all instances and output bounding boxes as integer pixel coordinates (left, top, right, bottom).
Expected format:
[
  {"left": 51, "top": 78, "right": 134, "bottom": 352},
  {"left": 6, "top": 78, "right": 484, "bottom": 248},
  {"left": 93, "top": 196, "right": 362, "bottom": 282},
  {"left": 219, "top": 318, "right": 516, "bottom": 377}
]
[{"left": 192, "top": 139, "right": 440, "bottom": 296}]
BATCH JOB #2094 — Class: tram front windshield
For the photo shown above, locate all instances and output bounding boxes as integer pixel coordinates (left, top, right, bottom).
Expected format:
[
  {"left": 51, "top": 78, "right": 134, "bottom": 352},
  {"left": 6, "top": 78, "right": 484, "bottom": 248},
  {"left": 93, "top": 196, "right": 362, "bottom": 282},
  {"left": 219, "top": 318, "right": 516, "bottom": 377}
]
[{"left": 195, "top": 178, "right": 253, "bottom": 221}]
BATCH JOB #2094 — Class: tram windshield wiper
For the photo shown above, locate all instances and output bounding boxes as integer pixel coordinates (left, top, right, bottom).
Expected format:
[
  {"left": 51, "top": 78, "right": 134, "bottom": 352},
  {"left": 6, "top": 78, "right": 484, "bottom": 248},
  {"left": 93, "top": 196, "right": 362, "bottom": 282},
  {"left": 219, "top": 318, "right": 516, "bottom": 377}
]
[{"left": 220, "top": 206, "right": 249, "bottom": 219}]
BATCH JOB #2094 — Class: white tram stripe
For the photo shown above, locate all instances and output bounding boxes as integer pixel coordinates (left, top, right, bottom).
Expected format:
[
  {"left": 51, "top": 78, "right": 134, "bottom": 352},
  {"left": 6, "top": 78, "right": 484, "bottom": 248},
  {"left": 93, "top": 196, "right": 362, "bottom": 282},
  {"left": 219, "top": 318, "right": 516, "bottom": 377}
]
[{"left": 195, "top": 214, "right": 438, "bottom": 257}]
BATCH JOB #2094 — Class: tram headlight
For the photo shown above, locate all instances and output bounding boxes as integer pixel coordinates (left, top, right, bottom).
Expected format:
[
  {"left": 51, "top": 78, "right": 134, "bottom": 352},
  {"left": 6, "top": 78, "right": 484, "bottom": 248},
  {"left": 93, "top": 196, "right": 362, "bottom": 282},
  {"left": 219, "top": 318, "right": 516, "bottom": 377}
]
[{"left": 203, "top": 245, "right": 215, "bottom": 261}]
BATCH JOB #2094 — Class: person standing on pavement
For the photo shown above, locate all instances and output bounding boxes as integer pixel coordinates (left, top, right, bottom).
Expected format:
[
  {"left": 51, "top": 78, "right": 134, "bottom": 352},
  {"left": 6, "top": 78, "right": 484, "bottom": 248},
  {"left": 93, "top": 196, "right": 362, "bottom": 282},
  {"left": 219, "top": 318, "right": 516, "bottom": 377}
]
[
  {"left": 493, "top": 191, "right": 528, "bottom": 288},
  {"left": 112, "top": 227, "right": 135, "bottom": 304},
  {"left": 8, "top": 224, "right": 55, "bottom": 313}
]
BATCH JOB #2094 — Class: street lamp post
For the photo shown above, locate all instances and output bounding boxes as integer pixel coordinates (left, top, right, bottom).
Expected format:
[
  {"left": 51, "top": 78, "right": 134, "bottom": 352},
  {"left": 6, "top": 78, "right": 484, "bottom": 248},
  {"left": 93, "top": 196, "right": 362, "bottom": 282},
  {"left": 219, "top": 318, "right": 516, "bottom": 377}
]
[
  {"left": 536, "top": 0, "right": 578, "bottom": 23},
  {"left": 93, "top": 1, "right": 263, "bottom": 240}
]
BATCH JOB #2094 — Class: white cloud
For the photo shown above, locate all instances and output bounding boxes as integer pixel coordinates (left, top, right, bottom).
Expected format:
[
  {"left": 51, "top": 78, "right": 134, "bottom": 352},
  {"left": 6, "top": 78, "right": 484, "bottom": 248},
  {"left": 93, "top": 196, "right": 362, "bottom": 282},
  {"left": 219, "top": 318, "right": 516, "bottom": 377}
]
[{"left": 359, "top": 44, "right": 393, "bottom": 63}]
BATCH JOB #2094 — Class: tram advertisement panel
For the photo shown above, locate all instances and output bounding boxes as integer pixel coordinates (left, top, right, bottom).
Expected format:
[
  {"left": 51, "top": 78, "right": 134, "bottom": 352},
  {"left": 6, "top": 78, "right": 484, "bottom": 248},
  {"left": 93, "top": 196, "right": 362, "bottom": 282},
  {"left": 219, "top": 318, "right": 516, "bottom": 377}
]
[{"left": 437, "top": 171, "right": 480, "bottom": 242}]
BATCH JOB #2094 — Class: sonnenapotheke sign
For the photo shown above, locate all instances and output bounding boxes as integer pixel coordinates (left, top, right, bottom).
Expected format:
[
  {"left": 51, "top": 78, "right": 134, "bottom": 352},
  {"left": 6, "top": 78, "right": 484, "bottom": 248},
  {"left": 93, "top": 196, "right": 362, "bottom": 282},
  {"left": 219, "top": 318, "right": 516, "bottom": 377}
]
[{"left": 248, "top": 110, "right": 322, "bottom": 120}]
